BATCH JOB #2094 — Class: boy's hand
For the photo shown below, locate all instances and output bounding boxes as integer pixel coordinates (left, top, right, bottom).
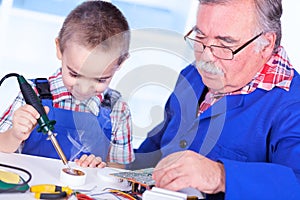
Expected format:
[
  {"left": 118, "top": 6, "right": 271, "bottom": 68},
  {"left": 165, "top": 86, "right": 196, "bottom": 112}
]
[
  {"left": 11, "top": 105, "right": 49, "bottom": 142},
  {"left": 75, "top": 154, "right": 107, "bottom": 168}
]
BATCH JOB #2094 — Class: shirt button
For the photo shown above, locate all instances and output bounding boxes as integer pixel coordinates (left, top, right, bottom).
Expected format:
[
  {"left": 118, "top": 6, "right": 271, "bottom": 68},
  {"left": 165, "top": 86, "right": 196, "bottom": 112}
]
[{"left": 179, "top": 140, "right": 187, "bottom": 148}]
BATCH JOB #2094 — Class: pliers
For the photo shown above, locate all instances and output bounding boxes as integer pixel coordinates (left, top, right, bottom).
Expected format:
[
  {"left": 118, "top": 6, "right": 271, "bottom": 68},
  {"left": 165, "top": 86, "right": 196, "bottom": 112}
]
[{"left": 30, "top": 184, "right": 73, "bottom": 199}]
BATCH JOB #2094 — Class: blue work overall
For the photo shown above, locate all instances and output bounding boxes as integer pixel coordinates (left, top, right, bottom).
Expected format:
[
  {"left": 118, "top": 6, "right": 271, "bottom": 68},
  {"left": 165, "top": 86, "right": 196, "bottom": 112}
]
[{"left": 22, "top": 98, "right": 112, "bottom": 161}]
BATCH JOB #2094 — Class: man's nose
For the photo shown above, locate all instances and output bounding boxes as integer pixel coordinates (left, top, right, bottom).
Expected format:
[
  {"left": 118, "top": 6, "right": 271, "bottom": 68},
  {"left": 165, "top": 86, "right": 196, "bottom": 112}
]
[{"left": 200, "top": 46, "right": 216, "bottom": 62}]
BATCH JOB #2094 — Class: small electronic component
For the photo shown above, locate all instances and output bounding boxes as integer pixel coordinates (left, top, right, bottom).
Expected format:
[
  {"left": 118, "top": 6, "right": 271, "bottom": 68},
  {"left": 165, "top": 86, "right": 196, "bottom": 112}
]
[{"left": 110, "top": 168, "right": 155, "bottom": 194}]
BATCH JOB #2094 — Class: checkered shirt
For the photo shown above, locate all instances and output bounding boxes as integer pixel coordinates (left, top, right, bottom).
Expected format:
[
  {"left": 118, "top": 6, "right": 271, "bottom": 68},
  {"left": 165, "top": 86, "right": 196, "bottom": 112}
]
[{"left": 0, "top": 68, "right": 135, "bottom": 164}]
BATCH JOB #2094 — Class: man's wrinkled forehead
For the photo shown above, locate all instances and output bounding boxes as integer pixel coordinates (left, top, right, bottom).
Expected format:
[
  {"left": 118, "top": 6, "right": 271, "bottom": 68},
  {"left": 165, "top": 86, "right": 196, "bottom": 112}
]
[
  {"left": 199, "top": 0, "right": 237, "bottom": 5},
  {"left": 196, "top": 0, "right": 256, "bottom": 37}
]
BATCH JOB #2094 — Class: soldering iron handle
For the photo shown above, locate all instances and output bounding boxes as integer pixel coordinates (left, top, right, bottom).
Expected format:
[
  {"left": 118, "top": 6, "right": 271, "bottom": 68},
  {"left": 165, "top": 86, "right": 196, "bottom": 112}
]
[
  {"left": 17, "top": 75, "right": 55, "bottom": 133},
  {"left": 18, "top": 76, "right": 46, "bottom": 117}
]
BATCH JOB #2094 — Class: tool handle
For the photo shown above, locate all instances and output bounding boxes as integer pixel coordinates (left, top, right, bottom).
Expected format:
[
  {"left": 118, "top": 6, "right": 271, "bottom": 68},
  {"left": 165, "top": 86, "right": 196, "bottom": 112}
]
[
  {"left": 30, "top": 184, "right": 56, "bottom": 193},
  {"left": 18, "top": 76, "right": 46, "bottom": 116},
  {"left": 30, "top": 184, "right": 73, "bottom": 195},
  {"left": 34, "top": 191, "right": 67, "bottom": 199},
  {"left": 17, "top": 75, "right": 55, "bottom": 133}
]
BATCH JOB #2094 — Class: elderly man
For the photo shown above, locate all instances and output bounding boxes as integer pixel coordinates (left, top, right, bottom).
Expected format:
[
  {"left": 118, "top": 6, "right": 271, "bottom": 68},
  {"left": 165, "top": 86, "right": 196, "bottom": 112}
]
[{"left": 130, "top": 0, "right": 300, "bottom": 199}]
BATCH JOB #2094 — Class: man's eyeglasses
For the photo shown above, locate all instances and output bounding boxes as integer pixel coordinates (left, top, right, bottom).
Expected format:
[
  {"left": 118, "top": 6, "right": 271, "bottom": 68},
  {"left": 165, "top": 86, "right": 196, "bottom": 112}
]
[{"left": 184, "top": 26, "right": 263, "bottom": 60}]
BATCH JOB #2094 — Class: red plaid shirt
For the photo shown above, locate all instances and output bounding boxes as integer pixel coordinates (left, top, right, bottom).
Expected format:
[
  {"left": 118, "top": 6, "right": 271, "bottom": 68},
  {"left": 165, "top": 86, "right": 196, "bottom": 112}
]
[
  {"left": 0, "top": 68, "right": 135, "bottom": 164},
  {"left": 198, "top": 47, "right": 294, "bottom": 115}
]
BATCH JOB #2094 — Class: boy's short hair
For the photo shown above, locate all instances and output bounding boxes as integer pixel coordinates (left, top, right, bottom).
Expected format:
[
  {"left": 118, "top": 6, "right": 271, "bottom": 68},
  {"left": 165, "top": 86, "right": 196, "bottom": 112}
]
[{"left": 58, "top": 0, "right": 130, "bottom": 63}]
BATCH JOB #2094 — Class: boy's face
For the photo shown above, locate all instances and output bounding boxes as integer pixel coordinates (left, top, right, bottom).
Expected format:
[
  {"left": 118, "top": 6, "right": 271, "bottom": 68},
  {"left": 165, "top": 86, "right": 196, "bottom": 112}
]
[{"left": 56, "top": 40, "right": 122, "bottom": 101}]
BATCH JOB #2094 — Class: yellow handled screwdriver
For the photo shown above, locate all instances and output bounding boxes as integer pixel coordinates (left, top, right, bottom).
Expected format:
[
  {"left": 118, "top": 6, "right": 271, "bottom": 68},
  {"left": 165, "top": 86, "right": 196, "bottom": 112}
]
[
  {"left": 30, "top": 184, "right": 73, "bottom": 194},
  {"left": 30, "top": 184, "right": 96, "bottom": 199},
  {"left": 30, "top": 184, "right": 73, "bottom": 199}
]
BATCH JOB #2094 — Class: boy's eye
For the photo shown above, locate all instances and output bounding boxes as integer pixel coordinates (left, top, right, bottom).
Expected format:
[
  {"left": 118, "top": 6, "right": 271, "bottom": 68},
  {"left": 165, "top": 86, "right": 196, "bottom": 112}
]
[
  {"left": 97, "top": 79, "right": 107, "bottom": 83},
  {"left": 69, "top": 72, "right": 78, "bottom": 78}
]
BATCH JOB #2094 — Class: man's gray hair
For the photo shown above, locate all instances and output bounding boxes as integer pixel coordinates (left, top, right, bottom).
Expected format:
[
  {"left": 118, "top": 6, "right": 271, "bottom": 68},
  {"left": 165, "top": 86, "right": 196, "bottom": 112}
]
[{"left": 199, "top": 0, "right": 282, "bottom": 53}]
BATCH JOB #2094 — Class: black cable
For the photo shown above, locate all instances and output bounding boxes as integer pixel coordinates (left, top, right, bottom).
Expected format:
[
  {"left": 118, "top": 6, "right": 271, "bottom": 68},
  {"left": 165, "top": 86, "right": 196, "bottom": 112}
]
[
  {"left": 0, "top": 73, "right": 31, "bottom": 193},
  {"left": 0, "top": 73, "right": 20, "bottom": 86},
  {"left": 0, "top": 163, "right": 32, "bottom": 193}
]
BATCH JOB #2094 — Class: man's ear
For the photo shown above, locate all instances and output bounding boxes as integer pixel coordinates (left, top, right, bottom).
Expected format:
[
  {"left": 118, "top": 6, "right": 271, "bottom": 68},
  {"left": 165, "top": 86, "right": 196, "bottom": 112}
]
[
  {"left": 55, "top": 38, "right": 62, "bottom": 60},
  {"left": 261, "top": 32, "right": 276, "bottom": 58}
]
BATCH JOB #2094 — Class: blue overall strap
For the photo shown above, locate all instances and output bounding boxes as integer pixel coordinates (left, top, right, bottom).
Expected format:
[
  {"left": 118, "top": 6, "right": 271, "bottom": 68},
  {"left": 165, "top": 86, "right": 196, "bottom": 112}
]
[
  {"left": 32, "top": 78, "right": 52, "bottom": 99},
  {"left": 101, "top": 88, "right": 121, "bottom": 109}
]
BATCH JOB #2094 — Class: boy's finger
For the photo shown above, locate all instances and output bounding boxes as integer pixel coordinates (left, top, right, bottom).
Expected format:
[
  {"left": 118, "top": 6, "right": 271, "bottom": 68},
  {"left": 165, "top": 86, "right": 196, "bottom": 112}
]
[
  {"left": 76, "top": 154, "right": 93, "bottom": 167},
  {"left": 22, "top": 104, "right": 40, "bottom": 119},
  {"left": 79, "top": 154, "right": 88, "bottom": 162},
  {"left": 97, "top": 162, "right": 106, "bottom": 168},
  {"left": 84, "top": 154, "right": 96, "bottom": 165},
  {"left": 44, "top": 106, "right": 50, "bottom": 114}
]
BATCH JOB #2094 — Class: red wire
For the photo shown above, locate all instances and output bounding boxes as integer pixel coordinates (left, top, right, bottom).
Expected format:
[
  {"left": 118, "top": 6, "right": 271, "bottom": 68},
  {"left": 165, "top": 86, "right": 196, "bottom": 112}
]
[{"left": 76, "top": 193, "right": 94, "bottom": 200}]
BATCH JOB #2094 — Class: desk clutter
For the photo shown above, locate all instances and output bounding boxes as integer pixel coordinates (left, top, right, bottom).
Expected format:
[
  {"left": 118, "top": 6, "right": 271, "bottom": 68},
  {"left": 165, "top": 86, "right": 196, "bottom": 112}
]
[
  {"left": 0, "top": 163, "right": 31, "bottom": 193},
  {"left": 111, "top": 167, "right": 155, "bottom": 193},
  {"left": 0, "top": 161, "right": 203, "bottom": 200}
]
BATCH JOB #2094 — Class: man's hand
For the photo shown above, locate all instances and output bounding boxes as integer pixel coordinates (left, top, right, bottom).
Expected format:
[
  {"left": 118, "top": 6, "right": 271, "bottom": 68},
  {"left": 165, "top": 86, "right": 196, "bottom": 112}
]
[
  {"left": 152, "top": 150, "right": 225, "bottom": 194},
  {"left": 75, "top": 154, "right": 107, "bottom": 168}
]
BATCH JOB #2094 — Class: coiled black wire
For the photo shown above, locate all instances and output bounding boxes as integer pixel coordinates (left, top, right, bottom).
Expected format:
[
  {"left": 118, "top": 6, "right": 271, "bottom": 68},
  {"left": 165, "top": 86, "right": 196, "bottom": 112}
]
[
  {"left": 0, "top": 73, "right": 32, "bottom": 193},
  {"left": 0, "top": 73, "right": 20, "bottom": 86}
]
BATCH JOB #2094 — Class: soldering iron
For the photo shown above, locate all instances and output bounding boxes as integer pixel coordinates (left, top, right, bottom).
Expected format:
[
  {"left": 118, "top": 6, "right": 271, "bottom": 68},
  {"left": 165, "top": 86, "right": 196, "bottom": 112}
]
[{"left": 0, "top": 73, "right": 72, "bottom": 171}]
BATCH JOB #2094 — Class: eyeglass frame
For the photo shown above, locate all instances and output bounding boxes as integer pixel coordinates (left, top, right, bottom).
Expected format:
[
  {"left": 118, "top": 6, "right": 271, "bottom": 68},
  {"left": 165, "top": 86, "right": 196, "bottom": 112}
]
[{"left": 184, "top": 26, "right": 264, "bottom": 60}]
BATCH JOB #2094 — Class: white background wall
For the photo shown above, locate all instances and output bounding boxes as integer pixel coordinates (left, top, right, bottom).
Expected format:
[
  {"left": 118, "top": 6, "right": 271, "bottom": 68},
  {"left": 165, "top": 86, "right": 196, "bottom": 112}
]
[{"left": 281, "top": 2, "right": 300, "bottom": 69}]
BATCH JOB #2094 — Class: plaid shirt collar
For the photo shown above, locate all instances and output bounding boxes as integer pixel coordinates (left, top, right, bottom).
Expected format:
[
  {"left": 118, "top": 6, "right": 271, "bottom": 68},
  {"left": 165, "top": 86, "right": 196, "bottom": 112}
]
[
  {"left": 199, "top": 46, "right": 294, "bottom": 114},
  {"left": 48, "top": 68, "right": 104, "bottom": 116},
  {"left": 236, "top": 46, "right": 293, "bottom": 94}
]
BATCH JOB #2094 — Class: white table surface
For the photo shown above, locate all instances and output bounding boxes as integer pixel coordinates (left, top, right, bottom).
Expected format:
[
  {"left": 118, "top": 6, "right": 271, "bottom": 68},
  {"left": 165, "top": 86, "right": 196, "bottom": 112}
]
[{"left": 0, "top": 152, "right": 130, "bottom": 199}]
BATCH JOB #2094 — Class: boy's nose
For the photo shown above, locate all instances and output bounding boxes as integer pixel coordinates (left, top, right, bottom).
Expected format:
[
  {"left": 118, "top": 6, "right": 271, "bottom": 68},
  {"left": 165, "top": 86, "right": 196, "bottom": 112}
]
[{"left": 76, "top": 81, "right": 95, "bottom": 94}]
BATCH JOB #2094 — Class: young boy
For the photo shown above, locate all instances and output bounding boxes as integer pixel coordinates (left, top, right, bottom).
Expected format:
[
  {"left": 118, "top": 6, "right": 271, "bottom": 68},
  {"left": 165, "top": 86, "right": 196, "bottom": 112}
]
[{"left": 0, "top": 1, "right": 134, "bottom": 168}]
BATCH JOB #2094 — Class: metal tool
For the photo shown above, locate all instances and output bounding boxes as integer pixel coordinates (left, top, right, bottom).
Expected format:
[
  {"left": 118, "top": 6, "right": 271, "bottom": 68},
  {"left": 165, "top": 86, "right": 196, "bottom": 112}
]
[
  {"left": 0, "top": 73, "right": 72, "bottom": 172},
  {"left": 30, "top": 184, "right": 73, "bottom": 199},
  {"left": 30, "top": 184, "right": 96, "bottom": 199},
  {"left": 17, "top": 75, "right": 73, "bottom": 171}
]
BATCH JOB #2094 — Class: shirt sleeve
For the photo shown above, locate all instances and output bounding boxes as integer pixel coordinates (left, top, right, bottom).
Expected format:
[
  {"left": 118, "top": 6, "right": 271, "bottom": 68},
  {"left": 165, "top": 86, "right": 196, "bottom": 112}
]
[
  {"left": 0, "top": 92, "right": 25, "bottom": 132},
  {"left": 108, "top": 97, "right": 135, "bottom": 164}
]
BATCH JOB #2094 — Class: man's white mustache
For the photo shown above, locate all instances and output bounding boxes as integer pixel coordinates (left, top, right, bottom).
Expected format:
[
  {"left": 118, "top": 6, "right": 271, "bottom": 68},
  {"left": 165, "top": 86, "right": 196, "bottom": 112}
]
[{"left": 196, "top": 60, "right": 224, "bottom": 76}]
